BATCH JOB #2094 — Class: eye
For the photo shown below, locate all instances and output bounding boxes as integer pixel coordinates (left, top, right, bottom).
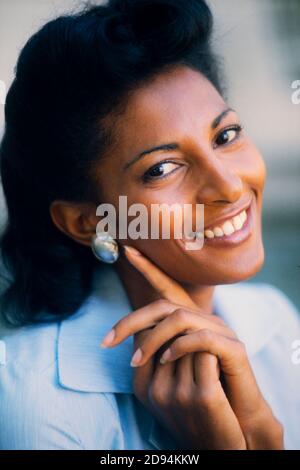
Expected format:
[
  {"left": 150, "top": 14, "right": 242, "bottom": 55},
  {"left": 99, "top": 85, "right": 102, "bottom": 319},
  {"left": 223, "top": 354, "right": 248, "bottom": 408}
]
[
  {"left": 142, "top": 161, "right": 182, "bottom": 183},
  {"left": 214, "top": 124, "right": 243, "bottom": 148}
]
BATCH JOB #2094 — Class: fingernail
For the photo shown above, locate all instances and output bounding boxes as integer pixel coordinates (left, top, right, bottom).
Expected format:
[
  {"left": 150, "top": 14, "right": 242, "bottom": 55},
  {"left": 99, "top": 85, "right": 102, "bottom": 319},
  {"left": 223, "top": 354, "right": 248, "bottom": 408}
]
[
  {"left": 130, "top": 348, "right": 143, "bottom": 367},
  {"left": 100, "top": 328, "right": 115, "bottom": 348},
  {"left": 160, "top": 348, "right": 171, "bottom": 364},
  {"left": 124, "top": 245, "right": 141, "bottom": 256}
]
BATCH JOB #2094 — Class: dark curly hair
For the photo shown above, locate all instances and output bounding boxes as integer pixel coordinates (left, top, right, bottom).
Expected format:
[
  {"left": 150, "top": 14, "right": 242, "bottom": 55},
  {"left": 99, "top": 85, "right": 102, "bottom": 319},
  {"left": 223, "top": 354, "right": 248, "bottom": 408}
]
[{"left": 0, "top": 0, "right": 225, "bottom": 327}]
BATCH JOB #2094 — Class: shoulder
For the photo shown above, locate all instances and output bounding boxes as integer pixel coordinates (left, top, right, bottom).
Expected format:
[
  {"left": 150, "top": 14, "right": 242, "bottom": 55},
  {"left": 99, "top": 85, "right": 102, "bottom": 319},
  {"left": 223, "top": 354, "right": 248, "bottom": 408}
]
[
  {"left": 0, "top": 320, "right": 122, "bottom": 449},
  {"left": 240, "top": 281, "right": 300, "bottom": 330},
  {"left": 0, "top": 320, "right": 58, "bottom": 374},
  {"left": 253, "top": 283, "right": 300, "bottom": 359},
  {"left": 214, "top": 281, "right": 300, "bottom": 357},
  {"left": 247, "top": 282, "right": 300, "bottom": 345},
  {"left": 215, "top": 280, "right": 299, "bottom": 325}
]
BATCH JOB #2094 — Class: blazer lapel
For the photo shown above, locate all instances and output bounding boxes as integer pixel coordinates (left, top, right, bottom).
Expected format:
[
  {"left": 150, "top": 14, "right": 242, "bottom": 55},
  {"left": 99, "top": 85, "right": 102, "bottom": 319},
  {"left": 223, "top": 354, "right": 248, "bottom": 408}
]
[{"left": 57, "top": 263, "right": 177, "bottom": 450}]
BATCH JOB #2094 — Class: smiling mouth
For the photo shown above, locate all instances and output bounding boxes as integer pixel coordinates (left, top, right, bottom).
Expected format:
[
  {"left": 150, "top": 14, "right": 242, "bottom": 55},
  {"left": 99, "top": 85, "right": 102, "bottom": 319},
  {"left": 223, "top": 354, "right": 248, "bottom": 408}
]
[
  {"left": 203, "top": 206, "right": 248, "bottom": 239},
  {"left": 179, "top": 195, "right": 254, "bottom": 248}
]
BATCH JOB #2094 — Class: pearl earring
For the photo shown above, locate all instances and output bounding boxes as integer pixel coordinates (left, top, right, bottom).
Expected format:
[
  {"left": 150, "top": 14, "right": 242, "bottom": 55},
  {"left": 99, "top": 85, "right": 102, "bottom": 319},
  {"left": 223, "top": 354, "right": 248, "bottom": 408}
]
[{"left": 91, "top": 231, "right": 119, "bottom": 264}]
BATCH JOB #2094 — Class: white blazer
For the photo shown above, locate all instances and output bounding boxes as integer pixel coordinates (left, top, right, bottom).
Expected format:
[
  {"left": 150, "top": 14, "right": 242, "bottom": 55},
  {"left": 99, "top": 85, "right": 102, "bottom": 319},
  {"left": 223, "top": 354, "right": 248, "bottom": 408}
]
[{"left": 0, "top": 263, "right": 300, "bottom": 449}]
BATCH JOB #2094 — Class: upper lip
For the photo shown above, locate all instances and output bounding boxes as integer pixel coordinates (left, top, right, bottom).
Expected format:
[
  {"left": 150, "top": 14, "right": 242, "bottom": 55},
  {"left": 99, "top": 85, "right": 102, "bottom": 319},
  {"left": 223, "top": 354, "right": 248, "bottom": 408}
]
[{"left": 204, "top": 196, "right": 253, "bottom": 231}]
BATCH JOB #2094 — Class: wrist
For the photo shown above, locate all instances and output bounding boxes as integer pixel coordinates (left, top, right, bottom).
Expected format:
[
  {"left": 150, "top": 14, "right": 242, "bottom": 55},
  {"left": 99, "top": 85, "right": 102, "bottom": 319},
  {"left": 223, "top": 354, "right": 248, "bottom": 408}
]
[{"left": 242, "top": 403, "right": 285, "bottom": 449}]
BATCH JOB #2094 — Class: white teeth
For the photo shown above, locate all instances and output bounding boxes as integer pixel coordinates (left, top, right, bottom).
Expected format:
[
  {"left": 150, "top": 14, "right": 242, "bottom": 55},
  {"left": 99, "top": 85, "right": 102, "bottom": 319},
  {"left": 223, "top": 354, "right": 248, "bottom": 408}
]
[
  {"left": 205, "top": 208, "right": 248, "bottom": 239},
  {"left": 222, "top": 221, "right": 235, "bottom": 236},
  {"left": 240, "top": 210, "right": 247, "bottom": 223},
  {"left": 213, "top": 227, "right": 224, "bottom": 237},
  {"left": 232, "top": 214, "right": 243, "bottom": 230},
  {"left": 204, "top": 229, "right": 214, "bottom": 239}
]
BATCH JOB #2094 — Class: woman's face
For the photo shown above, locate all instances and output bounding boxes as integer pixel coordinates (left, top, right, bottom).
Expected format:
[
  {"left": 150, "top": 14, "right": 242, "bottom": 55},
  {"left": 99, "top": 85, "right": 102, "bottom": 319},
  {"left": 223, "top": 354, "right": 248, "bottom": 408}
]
[{"left": 94, "top": 65, "right": 266, "bottom": 286}]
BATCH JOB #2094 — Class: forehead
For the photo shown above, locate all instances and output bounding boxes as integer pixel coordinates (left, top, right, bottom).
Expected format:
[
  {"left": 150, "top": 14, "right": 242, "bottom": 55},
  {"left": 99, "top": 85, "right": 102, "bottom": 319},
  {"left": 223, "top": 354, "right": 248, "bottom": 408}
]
[{"left": 110, "top": 66, "right": 226, "bottom": 147}]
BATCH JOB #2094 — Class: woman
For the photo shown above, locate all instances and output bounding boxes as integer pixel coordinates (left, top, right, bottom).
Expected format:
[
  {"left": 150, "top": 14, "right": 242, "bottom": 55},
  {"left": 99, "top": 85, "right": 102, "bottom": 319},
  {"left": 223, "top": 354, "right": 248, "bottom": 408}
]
[{"left": 0, "top": 0, "right": 299, "bottom": 450}]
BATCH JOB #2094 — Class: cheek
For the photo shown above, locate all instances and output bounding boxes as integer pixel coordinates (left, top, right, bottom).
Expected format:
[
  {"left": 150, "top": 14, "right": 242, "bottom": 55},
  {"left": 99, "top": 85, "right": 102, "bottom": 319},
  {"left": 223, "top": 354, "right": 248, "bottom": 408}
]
[
  {"left": 124, "top": 188, "right": 190, "bottom": 227},
  {"left": 238, "top": 141, "right": 267, "bottom": 192}
]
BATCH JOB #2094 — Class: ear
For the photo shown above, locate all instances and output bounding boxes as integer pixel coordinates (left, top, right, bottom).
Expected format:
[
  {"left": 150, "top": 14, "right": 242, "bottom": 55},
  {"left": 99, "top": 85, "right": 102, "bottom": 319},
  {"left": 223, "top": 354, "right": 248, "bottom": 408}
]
[{"left": 49, "top": 200, "right": 98, "bottom": 248}]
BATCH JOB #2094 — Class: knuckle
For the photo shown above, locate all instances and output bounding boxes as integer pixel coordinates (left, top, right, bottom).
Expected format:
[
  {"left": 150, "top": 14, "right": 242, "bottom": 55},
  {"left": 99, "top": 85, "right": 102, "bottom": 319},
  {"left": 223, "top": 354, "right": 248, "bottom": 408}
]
[
  {"left": 173, "top": 308, "right": 189, "bottom": 323},
  {"left": 169, "top": 337, "right": 183, "bottom": 355},
  {"left": 173, "top": 386, "right": 191, "bottom": 408},
  {"left": 198, "top": 328, "right": 214, "bottom": 343},
  {"left": 148, "top": 383, "right": 168, "bottom": 408},
  {"left": 195, "top": 387, "right": 221, "bottom": 409},
  {"left": 153, "top": 298, "right": 171, "bottom": 310},
  {"left": 212, "top": 315, "right": 226, "bottom": 326},
  {"left": 195, "top": 391, "right": 213, "bottom": 409}
]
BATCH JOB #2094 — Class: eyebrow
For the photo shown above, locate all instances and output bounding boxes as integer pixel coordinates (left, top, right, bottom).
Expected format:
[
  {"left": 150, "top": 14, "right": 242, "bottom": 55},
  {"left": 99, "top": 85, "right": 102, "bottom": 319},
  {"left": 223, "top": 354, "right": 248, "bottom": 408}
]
[{"left": 123, "top": 107, "right": 236, "bottom": 170}]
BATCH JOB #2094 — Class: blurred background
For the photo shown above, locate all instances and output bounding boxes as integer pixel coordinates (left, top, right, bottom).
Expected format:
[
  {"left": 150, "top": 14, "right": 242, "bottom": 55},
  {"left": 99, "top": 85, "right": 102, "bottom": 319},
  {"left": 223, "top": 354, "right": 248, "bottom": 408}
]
[{"left": 0, "top": 0, "right": 299, "bottom": 308}]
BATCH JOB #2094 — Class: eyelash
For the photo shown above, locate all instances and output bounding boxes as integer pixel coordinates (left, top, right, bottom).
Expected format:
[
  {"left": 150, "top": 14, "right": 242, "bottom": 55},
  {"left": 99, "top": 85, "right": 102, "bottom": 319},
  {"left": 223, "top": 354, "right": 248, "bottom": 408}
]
[
  {"left": 212, "top": 124, "right": 244, "bottom": 148},
  {"left": 142, "top": 124, "right": 244, "bottom": 183}
]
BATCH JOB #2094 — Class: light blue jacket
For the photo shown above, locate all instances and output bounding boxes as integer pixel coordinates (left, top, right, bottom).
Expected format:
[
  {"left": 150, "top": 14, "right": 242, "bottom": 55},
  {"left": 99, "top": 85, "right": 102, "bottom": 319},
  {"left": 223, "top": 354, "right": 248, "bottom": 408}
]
[{"left": 0, "top": 263, "right": 300, "bottom": 450}]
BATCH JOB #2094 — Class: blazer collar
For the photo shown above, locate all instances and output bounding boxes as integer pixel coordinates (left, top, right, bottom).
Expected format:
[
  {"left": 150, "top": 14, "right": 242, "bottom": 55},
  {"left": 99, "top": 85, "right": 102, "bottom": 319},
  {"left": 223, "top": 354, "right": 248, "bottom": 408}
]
[
  {"left": 57, "top": 263, "right": 135, "bottom": 394},
  {"left": 57, "top": 263, "right": 176, "bottom": 449}
]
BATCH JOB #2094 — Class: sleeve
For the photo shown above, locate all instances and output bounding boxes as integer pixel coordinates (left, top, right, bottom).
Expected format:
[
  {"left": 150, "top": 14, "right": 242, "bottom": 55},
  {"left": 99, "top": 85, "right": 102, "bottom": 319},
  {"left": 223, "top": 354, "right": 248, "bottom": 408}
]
[{"left": 0, "top": 361, "right": 124, "bottom": 450}]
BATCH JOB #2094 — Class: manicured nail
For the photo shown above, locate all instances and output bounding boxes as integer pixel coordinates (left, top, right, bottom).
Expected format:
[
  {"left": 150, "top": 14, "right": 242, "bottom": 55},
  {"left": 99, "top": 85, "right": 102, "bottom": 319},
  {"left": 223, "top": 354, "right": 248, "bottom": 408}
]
[
  {"left": 130, "top": 348, "right": 143, "bottom": 367},
  {"left": 160, "top": 348, "right": 172, "bottom": 364},
  {"left": 124, "top": 245, "right": 141, "bottom": 256},
  {"left": 100, "top": 328, "right": 115, "bottom": 348}
]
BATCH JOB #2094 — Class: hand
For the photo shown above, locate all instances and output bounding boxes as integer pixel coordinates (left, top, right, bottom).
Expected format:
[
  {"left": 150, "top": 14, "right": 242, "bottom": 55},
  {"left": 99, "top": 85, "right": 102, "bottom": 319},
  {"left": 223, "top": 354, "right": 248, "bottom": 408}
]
[{"left": 101, "top": 245, "right": 284, "bottom": 449}]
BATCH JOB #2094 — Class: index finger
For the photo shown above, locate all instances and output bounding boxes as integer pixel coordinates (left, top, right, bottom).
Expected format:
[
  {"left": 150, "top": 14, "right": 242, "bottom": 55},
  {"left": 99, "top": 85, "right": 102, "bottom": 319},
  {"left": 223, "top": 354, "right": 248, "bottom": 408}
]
[
  {"left": 100, "top": 298, "right": 177, "bottom": 348},
  {"left": 123, "top": 245, "right": 197, "bottom": 309}
]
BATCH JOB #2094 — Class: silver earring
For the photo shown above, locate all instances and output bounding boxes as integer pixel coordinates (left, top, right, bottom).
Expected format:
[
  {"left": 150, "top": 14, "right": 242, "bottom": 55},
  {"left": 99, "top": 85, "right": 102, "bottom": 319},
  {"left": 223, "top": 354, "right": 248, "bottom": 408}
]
[{"left": 91, "top": 231, "right": 119, "bottom": 264}]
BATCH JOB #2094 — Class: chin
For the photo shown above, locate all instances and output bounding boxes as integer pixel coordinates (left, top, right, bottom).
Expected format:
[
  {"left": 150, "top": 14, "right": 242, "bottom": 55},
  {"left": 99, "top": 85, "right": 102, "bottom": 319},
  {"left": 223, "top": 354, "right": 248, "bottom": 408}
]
[
  {"left": 213, "top": 241, "right": 265, "bottom": 285},
  {"left": 177, "top": 234, "right": 265, "bottom": 287}
]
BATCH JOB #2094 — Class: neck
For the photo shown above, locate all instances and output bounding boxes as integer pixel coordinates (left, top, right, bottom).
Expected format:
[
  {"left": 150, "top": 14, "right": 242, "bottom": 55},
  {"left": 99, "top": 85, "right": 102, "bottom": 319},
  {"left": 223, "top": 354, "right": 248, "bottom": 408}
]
[
  {"left": 115, "top": 258, "right": 215, "bottom": 316},
  {"left": 182, "top": 282, "right": 215, "bottom": 315}
]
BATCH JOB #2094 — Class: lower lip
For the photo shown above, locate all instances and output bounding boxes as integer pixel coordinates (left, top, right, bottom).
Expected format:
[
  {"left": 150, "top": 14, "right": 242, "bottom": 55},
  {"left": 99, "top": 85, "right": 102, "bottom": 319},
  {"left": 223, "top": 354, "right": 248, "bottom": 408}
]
[{"left": 202, "top": 199, "right": 254, "bottom": 247}]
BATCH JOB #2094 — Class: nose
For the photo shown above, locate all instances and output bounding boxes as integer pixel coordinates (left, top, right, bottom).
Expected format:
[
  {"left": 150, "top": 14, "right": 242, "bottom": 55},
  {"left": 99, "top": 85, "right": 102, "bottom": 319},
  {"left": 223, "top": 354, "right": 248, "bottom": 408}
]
[{"left": 195, "top": 156, "right": 243, "bottom": 205}]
